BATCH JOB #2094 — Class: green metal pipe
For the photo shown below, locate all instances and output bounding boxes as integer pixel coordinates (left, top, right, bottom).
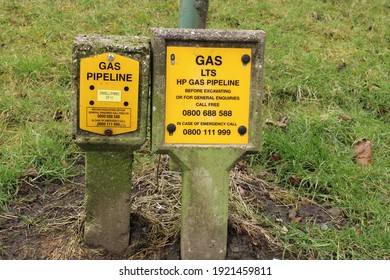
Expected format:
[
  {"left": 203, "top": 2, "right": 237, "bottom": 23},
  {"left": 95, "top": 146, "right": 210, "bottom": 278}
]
[{"left": 179, "top": 0, "right": 209, "bottom": 28}]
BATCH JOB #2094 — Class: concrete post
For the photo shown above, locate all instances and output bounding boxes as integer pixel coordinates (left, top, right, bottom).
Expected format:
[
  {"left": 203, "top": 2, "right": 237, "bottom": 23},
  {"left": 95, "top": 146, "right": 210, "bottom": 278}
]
[
  {"left": 151, "top": 28, "right": 266, "bottom": 259},
  {"left": 84, "top": 151, "right": 133, "bottom": 254},
  {"left": 172, "top": 149, "right": 243, "bottom": 259},
  {"left": 72, "top": 35, "right": 150, "bottom": 254}
]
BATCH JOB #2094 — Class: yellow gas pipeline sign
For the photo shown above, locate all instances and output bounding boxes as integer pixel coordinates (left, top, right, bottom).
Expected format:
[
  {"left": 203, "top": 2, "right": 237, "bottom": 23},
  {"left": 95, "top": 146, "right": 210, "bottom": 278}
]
[
  {"left": 79, "top": 53, "right": 139, "bottom": 135},
  {"left": 165, "top": 46, "right": 251, "bottom": 144}
]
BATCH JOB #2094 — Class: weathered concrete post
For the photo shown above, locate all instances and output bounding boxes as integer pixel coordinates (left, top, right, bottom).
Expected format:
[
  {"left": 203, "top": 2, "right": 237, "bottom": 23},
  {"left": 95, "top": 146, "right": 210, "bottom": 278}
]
[
  {"left": 151, "top": 28, "right": 265, "bottom": 259},
  {"left": 173, "top": 149, "right": 242, "bottom": 259},
  {"left": 72, "top": 35, "right": 150, "bottom": 254}
]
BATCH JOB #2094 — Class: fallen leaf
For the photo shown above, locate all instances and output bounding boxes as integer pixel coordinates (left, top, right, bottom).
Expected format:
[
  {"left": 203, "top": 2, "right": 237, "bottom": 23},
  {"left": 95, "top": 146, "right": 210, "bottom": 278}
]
[
  {"left": 236, "top": 160, "right": 246, "bottom": 171},
  {"left": 265, "top": 115, "right": 289, "bottom": 130},
  {"left": 338, "top": 114, "right": 353, "bottom": 122},
  {"left": 277, "top": 115, "right": 289, "bottom": 126},
  {"left": 61, "top": 158, "right": 69, "bottom": 168},
  {"left": 276, "top": 217, "right": 284, "bottom": 223},
  {"left": 270, "top": 152, "right": 281, "bottom": 162},
  {"left": 288, "top": 208, "right": 303, "bottom": 222},
  {"left": 236, "top": 185, "right": 246, "bottom": 196},
  {"left": 288, "top": 175, "right": 302, "bottom": 187},
  {"left": 354, "top": 225, "right": 363, "bottom": 236},
  {"left": 288, "top": 208, "right": 297, "bottom": 219},
  {"left": 338, "top": 61, "right": 347, "bottom": 71},
  {"left": 353, "top": 139, "right": 372, "bottom": 166},
  {"left": 378, "top": 105, "right": 389, "bottom": 116},
  {"left": 327, "top": 207, "right": 343, "bottom": 218},
  {"left": 265, "top": 119, "right": 277, "bottom": 125},
  {"left": 23, "top": 168, "right": 39, "bottom": 179},
  {"left": 53, "top": 109, "right": 63, "bottom": 121}
]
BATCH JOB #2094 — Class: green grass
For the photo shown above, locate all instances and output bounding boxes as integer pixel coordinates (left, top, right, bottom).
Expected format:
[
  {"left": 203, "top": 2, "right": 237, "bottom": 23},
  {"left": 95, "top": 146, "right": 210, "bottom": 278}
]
[
  {"left": 255, "top": 108, "right": 389, "bottom": 259},
  {"left": 1, "top": 0, "right": 389, "bottom": 259},
  {"left": 0, "top": 0, "right": 178, "bottom": 204}
]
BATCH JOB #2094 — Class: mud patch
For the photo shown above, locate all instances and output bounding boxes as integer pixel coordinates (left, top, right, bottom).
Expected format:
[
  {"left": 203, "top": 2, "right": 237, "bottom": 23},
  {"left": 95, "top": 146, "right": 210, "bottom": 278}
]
[{"left": 0, "top": 156, "right": 347, "bottom": 260}]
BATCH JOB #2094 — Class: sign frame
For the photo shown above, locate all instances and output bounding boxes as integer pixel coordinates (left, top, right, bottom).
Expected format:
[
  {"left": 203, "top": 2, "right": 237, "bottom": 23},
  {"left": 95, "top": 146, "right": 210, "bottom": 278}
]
[
  {"left": 151, "top": 28, "right": 265, "bottom": 153},
  {"left": 72, "top": 35, "right": 150, "bottom": 151}
]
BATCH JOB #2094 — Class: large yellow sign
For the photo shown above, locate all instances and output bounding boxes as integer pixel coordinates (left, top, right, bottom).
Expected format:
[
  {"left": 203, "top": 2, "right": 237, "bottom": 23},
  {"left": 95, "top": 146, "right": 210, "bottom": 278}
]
[
  {"left": 165, "top": 46, "right": 251, "bottom": 144},
  {"left": 79, "top": 53, "right": 139, "bottom": 135}
]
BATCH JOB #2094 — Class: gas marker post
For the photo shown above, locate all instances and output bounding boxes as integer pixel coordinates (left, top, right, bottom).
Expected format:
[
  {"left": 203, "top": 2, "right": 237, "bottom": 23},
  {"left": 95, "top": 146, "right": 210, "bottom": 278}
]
[
  {"left": 72, "top": 35, "right": 150, "bottom": 254},
  {"left": 151, "top": 28, "right": 265, "bottom": 259}
]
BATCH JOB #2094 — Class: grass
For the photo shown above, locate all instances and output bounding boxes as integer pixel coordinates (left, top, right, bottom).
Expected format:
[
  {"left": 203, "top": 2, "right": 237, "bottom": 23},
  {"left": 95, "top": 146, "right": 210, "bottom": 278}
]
[{"left": 1, "top": 0, "right": 389, "bottom": 259}]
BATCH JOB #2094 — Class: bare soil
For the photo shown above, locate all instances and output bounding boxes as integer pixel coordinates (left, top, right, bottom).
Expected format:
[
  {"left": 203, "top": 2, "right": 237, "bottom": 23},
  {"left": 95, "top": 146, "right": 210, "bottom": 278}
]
[{"left": 0, "top": 157, "right": 345, "bottom": 260}]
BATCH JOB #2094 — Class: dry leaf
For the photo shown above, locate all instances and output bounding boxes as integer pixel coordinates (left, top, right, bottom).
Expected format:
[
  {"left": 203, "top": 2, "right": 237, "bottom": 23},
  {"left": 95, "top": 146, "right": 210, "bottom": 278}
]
[
  {"left": 265, "top": 115, "right": 289, "bottom": 129},
  {"left": 265, "top": 119, "right": 277, "bottom": 126},
  {"left": 288, "top": 208, "right": 297, "bottom": 220},
  {"left": 277, "top": 115, "right": 289, "bottom": 126},
  {"left": 353, "top": 139, "right": 372, "bottom": 166},
  {"left": 354, "top": 225, "right": 363, "bottom": 236},
  {"left": 338, "top": 114, "right": 353, "bottom": 122},
  {"left": 236, "top": 186, "right": 246, "bottom": 196},
  {"left": 61, "top": 158, "right": 69, "bottom": 168},
  {"left": 270, "top": 152, "right": 282, "bottom": 162},
  {"left": 236, "top": 160, "right": 246, "bottom": 171},
  {"left": 23, "top": 168, "right": 39, "bottom": 179},
  {"left": 338, "top": 61, "right": 347, "bottom": 71},
  {"left": 327, "top": 207, "right": 343, "bottom": 218},
  {"left": 53, "top": 109, "right": 63, "bottom": 121},
  {"left": 288, "top": 208, "right": 303, "bottom": 222},
  {"left": 288, "top": 175, "right": 302, "bottom": 187}
]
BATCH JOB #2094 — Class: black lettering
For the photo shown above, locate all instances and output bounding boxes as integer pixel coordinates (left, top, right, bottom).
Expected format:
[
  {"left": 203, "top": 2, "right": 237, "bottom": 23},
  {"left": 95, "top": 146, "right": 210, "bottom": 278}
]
[
  {"left": 196, "top": 55, "right": 223, "bottom": 66},
  {"left": 195, "top": 55, "right": 204, "bottom": 65},
  {"left": 87, "top": 72, "right": 133, "bottom": 81},
  {"left": 98, "top": 62, "right": 106, "bottom": 70},
  {"left": 189, "top": 79, "right": 204, "bottom": 85},
  {"left": 117, "top": 73, "right": 125, "bottom": 81},
  {"left": 177, "top": 79, "right": 187, "bottom": 85},
  {"left": 107, "top": 62, "right": 115, "bottom": 70},
  {"left": 215, "top": 55, "right": 222, "bottom": 65},
  {"left": 98, "top": 62, "right": 121, "bottom": 70},
  {"left": 206, "top": 56, "right": 214, "bottom": 65}
]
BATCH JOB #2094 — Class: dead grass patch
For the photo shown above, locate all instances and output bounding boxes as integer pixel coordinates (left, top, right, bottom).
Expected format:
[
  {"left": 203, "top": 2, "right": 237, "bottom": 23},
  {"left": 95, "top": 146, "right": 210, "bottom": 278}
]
[{"left": 0, "top": 155, "right": 346, "bottom": 259}]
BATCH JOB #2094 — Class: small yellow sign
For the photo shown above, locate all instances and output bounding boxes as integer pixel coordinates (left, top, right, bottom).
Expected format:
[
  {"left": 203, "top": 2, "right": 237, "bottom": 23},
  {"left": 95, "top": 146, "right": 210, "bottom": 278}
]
[
  {"left": 165, "top": 46, "right": 251, "bottom": 144},
  {"left": 79, "top": 53, "right": 139, "bottom": 135}
]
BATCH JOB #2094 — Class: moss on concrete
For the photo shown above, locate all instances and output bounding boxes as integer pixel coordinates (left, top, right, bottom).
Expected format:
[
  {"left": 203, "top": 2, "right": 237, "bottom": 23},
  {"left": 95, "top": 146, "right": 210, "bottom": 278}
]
[
  {"left": 72, "top": 34, "right": 150, "bottom": 151},
  {"left": 72, "top": 34, "right": 151, "bottom": 254},
  {"left": 177, "top": 148, "right": 243, "bottom": 259},
  {"left": 150, "top": 28, "right": 266, "bottom": 259},
  {"left": 84, "top": 151, "right": 133, "bottom": 254}
]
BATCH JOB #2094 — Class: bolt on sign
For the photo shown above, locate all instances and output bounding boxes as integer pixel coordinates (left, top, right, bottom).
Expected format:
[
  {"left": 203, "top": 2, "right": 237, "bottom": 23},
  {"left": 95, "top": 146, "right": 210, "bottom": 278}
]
[
  {"left": 165, "top": 47, "right": 251, "bottom": 144},
  {"left": 79, "top": 52, "right": 139, "bottom": 136}
]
